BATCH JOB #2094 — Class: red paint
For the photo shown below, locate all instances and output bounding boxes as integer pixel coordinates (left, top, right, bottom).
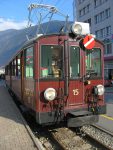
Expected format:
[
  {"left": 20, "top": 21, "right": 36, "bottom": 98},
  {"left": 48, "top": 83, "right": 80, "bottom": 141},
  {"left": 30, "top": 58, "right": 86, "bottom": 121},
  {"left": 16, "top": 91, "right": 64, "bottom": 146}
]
[
  {"left": 5, "top": 34, "right": 105, "bottom": 125},
  {"left": 83, "top": 35, "right": 95, "bottom": 49}
]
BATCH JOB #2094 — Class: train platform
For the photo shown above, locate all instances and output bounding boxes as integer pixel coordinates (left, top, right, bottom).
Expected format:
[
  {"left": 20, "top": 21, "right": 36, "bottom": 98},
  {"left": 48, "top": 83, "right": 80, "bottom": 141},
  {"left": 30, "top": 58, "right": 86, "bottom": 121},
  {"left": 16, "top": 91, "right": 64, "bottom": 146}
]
[
  {"left": 95, "top": 103, "right": 113, "bottom": 135},
  {"left": 0, "top": 80, "right": 44, "bottom": 150},
  {"left": 105, "top": 86, "right": 113, "bottom": 93}
]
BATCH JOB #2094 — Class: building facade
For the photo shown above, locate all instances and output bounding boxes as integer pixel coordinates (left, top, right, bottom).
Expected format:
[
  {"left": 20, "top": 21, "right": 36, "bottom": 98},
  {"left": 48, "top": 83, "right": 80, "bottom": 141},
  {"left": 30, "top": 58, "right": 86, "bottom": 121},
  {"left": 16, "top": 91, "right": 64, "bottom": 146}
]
[{"left": 73, "top": 0, "right": 113, "bottom": 79}]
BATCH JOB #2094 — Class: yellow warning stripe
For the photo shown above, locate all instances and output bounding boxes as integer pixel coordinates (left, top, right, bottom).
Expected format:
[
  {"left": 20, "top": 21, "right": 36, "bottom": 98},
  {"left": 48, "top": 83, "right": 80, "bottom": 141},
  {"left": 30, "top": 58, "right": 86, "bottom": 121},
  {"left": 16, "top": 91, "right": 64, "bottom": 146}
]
[{"left": 100, "top": 114, "right": 113, "bottom": 121}]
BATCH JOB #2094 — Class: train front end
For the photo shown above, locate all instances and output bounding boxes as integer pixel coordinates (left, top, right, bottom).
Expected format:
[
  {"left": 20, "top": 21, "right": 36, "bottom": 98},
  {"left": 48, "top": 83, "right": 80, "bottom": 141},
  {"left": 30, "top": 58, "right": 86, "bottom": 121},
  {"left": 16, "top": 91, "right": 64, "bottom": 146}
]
[{"left": 35, "top": 21, "right": 106, "bottom": 127}]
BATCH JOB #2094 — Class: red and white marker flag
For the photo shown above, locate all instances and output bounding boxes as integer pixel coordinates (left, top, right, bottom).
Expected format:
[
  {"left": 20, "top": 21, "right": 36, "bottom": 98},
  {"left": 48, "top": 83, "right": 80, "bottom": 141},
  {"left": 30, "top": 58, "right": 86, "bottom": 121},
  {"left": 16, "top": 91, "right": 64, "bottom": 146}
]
[{"left": 83, "top": 35, "right": 95, "bottom": 49}]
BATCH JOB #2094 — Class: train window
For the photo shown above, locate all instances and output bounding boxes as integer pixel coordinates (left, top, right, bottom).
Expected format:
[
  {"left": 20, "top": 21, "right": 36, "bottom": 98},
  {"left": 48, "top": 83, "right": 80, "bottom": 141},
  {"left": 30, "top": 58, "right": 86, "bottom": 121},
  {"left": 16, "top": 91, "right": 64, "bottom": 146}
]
[
  {"left": 14, "top": 59, "right": 16, "bottom": 76},
  {"left": 5, "top": 66, "right": 8, "bottom": 75},
  {"left": 11, "top": 60, "right": 15, "bottom": 76},
  {"left": 70, "top": 46, "right": 80, "bottom": 78},
  {"left": 17, "top": 55, "right": 21, "bottom": 77},
  {"left": 24, "top": 47, "right": 34, "bottom": 78},
  {"left": 41, "top": 45, "right": 63, "bottom": 78},
  {"left": 11, "top": 59, "right": 16, "bottom": 76},
  {"left": 8, "top": 65, "right": 10, "bottom": 75},
  {"left": 86, "top": 48, "right": 101, "bottom": 77}
]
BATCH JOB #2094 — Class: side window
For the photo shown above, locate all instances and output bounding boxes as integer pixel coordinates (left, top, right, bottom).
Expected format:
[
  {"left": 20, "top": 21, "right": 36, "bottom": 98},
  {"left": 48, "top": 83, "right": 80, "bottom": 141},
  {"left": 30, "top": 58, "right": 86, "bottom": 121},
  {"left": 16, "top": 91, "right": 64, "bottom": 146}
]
[
  {"left": 41, "top": 45, "right": 63, "bottom": 78},
  {"left": 8, "top": 65, "right": 10, "bottom": 75},
  {"left": 70, "top": 46, "right": 80, "bottom": 78},
  {"left": 24, "top": 47, "right": 34, "bottom": 78},
  {"left": 12, "top": 59, "right": 16, "bottom": 76},
  {"left": 14, "top": 58, "right": 16, "bottom": 76},
  {"left": 17, "top": 55, "right": 21, "bottom": 77},
  {"left": 9, "top": 63, "right": 12, "bottom": 75},
  {"left": 5, "top": 66, "right": 8, "bottom": 75},
  {"left": 11, "top": 61, "right": 13, "bottom": 76},
  {"left": 86, "top": 48, "right": 101, "bottom": 77}
]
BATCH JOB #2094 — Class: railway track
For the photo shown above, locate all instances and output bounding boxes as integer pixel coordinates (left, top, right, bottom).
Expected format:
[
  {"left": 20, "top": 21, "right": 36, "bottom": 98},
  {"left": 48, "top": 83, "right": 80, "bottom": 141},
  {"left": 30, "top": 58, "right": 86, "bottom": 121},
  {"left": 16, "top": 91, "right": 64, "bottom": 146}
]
[
  {"left": 48, "top": 127, "right": 94, "bottom": 150},
  {"left": 82, "top": 125, "right": 113, "bottom": 150},
  {"left": 23, "top": 112, "right": 97, "bottom": 150},
  {"left": 13, "top": 97, "right": 112, "bottom": 150},
  {"left": 17, "top": 109, "right": 113, "bottom": 150},
  {"left": 25, "top": 116, "right": 107, "bottom": 150},
  {"left": 20, "top": 109, "right": 112, "bottom": 150},
  {"left": 33, "top": 125, "right": 111, "bottom": 150}
]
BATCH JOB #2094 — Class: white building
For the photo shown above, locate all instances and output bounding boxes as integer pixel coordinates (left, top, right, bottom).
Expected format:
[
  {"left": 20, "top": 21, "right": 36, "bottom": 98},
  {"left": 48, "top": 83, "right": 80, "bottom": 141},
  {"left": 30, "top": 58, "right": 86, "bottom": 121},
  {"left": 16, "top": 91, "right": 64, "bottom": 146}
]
[{"left": 73, "top": 0, "right": 113, "bottom": 79}]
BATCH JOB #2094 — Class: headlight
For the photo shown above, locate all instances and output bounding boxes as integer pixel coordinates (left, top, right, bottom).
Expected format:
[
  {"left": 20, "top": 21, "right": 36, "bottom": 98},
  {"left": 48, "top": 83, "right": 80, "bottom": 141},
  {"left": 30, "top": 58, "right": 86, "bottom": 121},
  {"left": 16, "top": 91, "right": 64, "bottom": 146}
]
[
  {"left": 94, "top": 84, "right": 105, "bottom": 96},
  {"left": 71, "top": 21, "right": 90, "bottom": 35},
  {"left": 44, "top": 88, "right": 57, "bottom": 101},
  {"left": 72, "top": 23, "right": 82, "bottom": 35}
]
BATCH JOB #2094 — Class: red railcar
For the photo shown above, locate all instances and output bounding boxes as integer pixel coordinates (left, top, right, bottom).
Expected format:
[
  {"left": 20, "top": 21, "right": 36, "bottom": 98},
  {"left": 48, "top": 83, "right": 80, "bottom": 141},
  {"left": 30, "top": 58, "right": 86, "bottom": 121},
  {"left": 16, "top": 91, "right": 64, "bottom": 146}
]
[{"left": 5, "top": 22, "right": 106, "bottom": 127}]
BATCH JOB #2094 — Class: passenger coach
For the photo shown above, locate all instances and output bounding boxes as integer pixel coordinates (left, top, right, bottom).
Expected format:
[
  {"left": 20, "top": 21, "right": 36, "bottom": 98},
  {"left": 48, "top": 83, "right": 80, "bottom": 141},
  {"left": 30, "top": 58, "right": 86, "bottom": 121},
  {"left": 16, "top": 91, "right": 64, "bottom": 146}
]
[{"left": 5, "top": 21, "right": 106, "bottom": 127}]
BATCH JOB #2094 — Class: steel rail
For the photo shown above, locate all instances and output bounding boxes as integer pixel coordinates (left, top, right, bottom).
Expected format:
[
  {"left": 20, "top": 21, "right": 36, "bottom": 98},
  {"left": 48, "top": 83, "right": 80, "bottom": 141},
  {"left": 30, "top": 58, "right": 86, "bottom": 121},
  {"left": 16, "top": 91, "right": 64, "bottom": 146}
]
[{"left": 82, "top": 125, "right": 113, "bottom": 150}]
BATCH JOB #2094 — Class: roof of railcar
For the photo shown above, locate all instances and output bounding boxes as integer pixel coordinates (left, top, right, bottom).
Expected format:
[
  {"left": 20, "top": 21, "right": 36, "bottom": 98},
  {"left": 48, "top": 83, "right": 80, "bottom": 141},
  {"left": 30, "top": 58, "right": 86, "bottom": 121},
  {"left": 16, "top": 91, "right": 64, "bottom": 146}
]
[
  {"left": 19, "top": 33, "right": 105, "bottom": 51},
  {"left": 0, "top": 20, "right": 104, "bottom": 67}
]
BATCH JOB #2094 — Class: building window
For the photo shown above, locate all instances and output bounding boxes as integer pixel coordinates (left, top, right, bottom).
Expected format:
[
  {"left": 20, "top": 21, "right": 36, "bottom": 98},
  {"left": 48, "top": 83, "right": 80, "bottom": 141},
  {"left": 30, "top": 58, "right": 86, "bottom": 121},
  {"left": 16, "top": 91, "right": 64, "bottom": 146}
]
[
  {"left": 95, "top": 30, "right": 100, "bottom": 38},
  {"left": 100, "top": 29, "right": 103, "bottom": 38},
  {"left": 100, "top": 28, "right": 105, "bottom": 38},
  {"left": 94, "top": 0, "right": 108, "bottom": 7},
  {"left": 78, "top": 0, "right": 85, "bottom": 5},
  {"left": 105, "top": 8, "right": 110, "bottom": 18},
  {"left": 106, "top": 43, "right": 112, "bottom": 54},
  {"left": 106, "top": 26, "right": 111, "bottom": 36},
  {"left": 79, "top": 4, "right": 90, "bottom": 17},
  {"left": 94, "top": 8, "right": 110, "bottom": 24},
  {"left": 100, "top": 11, "right": 105, "bottom": 21},
  {"left": 95, "top": 15, "right": 99, "bottom": 24},
  {"left": 86, "top": 4, "right": 90, "bottom": 13},
  {"left": 25, "top": 47, "right": 34, "bottom": 78},
  {"left": 95, "top": 26, "right": 111, "bottom": 39},
  {"left": 79, "top": 10, "right": 82, "bottom": 17},
  {"left": 103, "top": 28, "right": 106, "bottom": 37},
  {"left": 94, "top": 0, "right": 97, "bottom": 7},
  {"left": 94, "top": 0, "right": 100, "bottom": 7}
]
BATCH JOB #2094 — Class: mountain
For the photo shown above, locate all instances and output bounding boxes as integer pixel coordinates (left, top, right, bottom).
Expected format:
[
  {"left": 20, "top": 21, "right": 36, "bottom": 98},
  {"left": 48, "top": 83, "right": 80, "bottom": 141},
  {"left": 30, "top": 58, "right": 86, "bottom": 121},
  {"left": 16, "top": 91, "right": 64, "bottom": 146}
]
[{"left": 0, "top": 20, "right": 72, "bottom": 67}]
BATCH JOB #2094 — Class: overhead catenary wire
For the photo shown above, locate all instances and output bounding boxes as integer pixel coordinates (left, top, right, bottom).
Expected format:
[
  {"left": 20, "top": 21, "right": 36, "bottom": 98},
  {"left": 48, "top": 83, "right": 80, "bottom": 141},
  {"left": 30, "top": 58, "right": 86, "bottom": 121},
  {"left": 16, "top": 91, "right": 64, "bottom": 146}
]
[
  {"left": 27, "top": 3, "right": 69, "bottom": 39},
  {"left": 45, "top": 12, "right": 54, "bottom": 34}
]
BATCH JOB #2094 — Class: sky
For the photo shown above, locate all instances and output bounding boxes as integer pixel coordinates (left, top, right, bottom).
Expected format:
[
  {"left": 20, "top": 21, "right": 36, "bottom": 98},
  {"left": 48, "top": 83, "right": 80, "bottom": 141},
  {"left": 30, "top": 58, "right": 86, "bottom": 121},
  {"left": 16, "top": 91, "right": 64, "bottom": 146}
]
[{"left": 0, "top": 0, "right": 73, "bottom": 31}]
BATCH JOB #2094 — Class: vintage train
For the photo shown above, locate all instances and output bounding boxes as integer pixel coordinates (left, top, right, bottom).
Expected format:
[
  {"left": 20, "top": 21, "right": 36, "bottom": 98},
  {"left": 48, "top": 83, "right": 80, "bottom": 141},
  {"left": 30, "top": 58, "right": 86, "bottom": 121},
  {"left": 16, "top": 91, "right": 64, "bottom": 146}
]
[{"left": 5, "top": 21, "right": 106, "bottom": 127}]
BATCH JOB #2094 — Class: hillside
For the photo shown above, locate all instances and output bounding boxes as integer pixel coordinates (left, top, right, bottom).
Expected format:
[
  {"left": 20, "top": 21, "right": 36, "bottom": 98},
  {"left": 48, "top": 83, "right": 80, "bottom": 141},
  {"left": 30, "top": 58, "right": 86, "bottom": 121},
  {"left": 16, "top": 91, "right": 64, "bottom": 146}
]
[{"left": 0, "top": 20, "right": 72, "bottom": 67}]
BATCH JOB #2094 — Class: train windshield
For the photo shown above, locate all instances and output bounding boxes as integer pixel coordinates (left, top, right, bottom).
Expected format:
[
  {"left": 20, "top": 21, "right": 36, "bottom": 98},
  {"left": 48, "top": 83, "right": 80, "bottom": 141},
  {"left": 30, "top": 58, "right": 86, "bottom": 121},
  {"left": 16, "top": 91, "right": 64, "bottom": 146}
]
[
  {"left": 70, "top": 46, "right": 80, "bottom": 78},
  {"left": 85, "top": 48, "right": 101, "bottom": 77},
  {"left": 41, "top": 45, "right": 63, "bottom": 78}
]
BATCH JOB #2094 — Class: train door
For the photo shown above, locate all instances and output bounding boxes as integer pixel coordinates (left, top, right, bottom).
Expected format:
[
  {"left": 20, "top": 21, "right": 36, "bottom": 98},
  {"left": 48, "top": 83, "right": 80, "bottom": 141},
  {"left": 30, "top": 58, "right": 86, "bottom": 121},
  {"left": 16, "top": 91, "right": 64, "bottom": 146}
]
[
  {"left": 68, "top": 45, "right": 84, "bottom": 106},
  {"left": 22, "top": 46, "right": 35, "bottom": 108}
]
